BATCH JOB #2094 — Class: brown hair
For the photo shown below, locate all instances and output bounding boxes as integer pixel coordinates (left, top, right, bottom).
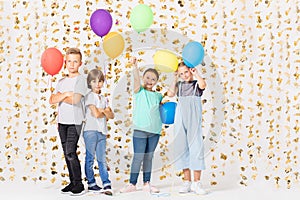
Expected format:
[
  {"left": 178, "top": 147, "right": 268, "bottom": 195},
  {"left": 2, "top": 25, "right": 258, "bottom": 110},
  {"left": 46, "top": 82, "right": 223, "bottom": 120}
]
[
  {"left": 143, "top": 68, "right": 159, "bottom": 80},
  {"left": 87, "top": 69, "right": 105, "bottom": 89},
  {"left": 66, "top": 47, "right": 82, "bottom": 61},
  {"left": 178, "top": 61, "right": 187, "bottom": 68}
]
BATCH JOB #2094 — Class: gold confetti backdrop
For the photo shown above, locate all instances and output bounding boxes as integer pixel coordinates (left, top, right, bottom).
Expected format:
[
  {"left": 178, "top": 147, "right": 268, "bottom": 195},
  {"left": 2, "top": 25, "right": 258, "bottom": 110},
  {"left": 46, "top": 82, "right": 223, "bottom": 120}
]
[{"left": 0, "top": 0, "right": 299, "bottom": 189}]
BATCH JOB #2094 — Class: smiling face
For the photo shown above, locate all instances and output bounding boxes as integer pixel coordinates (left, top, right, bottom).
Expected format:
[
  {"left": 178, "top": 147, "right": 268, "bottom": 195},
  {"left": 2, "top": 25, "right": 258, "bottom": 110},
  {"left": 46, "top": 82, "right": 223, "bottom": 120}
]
[
  {"left": 178, "top": 65, "right": 193, "bottom": 82},
  {"left": 142, "top": 71, "right": 158, "bottom": 90},
  {"left": 65, "top": 53, "right": 82, "bottom": 76}
]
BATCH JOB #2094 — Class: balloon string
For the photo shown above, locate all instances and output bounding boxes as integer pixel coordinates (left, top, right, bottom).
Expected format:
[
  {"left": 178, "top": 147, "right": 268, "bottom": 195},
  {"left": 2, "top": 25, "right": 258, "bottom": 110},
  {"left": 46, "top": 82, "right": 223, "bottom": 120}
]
[
  {"left": 103, "top": 59, "right": 107, "bottom": 86},
  {"left": 47, "top": 75, "right": 51, "bottom": 89},
  {"left": 49, "top": 75, "right": 54, "bottom": 93},
  {"left": 100, "top": 37, "right": 106, "bottom": 86}
]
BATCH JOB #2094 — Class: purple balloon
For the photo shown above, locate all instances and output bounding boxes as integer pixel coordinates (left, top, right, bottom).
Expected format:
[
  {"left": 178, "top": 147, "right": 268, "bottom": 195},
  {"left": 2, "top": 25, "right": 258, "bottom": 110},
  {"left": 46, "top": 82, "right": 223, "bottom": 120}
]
[{"left": 90, "top": 9, "right": 112, "bottom": 37}]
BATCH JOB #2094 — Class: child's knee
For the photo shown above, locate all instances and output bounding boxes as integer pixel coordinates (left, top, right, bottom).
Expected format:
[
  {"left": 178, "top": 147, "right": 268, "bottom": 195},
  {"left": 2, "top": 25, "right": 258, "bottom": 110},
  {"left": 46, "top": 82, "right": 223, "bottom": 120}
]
[
  {"left": 133, "top": 154, "right": 144, "bottom": 162},
  {"left": 144, "top": 152, "right": 154, "bottom": 160},
  {"left": 66, "top": 152, "right": 77, "bottom": 161}
]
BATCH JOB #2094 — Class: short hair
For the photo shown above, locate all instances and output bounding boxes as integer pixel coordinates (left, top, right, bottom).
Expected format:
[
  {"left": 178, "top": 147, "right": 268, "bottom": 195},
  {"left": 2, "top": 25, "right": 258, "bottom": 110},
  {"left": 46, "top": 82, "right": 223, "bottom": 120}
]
[
  {"left": 87, "top": 69, "right": 105, "bottom": 89},
  {"left": 143, "top": 68, "right": 159, "bottom": 80},
  {"left": 66, "top": 47, "right": 82, "bottom": 61}
]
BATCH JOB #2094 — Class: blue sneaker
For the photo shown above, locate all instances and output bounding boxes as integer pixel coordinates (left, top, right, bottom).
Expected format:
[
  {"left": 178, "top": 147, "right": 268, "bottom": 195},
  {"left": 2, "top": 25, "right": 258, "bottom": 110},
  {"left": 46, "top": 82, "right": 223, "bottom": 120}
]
[
  {"left": 101, "top": 185, "right": 113, "bottom": 196},
  {"left": 88, "top": 185, "right": 102, "bottom": 193}
]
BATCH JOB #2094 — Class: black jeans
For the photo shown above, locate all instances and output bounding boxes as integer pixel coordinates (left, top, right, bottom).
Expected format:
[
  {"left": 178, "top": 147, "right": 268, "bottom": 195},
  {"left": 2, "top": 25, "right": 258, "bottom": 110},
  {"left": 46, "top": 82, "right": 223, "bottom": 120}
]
[{"left": 58, "top": 123, "right": 83, "bottom": 185}]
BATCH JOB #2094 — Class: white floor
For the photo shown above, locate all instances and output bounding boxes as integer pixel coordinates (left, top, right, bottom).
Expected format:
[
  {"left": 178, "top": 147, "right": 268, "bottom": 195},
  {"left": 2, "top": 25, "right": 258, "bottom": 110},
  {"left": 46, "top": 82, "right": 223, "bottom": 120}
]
[{"left": 1, "top": 177, "right": 299, "bottom": 200}]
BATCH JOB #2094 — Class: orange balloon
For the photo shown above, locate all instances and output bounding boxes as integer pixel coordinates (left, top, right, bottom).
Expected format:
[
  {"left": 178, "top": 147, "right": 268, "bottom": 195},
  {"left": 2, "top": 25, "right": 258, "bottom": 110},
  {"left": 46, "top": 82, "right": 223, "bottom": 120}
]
[
  {"left": 103, "top": 32, "right": 125, "bottom": 59},
  {"left": 41, "top": 48, "right": 64, "bottom": 76}
]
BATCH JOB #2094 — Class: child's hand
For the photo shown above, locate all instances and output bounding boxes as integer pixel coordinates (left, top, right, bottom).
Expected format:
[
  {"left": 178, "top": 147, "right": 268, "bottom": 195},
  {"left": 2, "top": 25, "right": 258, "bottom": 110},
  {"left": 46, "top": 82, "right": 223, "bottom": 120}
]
[
  {"left": 129, "top": 57, "right": 137, "bottom": 67},
  {"left": 173, "top": 71, "right": 179, "bottom": 81},
  {"left": 103, "top": 106, "right": 114, "bottom": 119},
  {"left": 174, "top": 71, "right": 178, "bottom": 77},
  {"left": 104, "top": 107, "right": 112, "bottom": 112},
  {"left": 190, "top": 68, "right": 198, "bottom": 75}
]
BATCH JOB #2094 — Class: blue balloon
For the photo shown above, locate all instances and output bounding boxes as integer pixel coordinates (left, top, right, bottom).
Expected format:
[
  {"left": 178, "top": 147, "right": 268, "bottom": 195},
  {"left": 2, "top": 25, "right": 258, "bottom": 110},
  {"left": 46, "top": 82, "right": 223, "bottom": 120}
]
[
  {"left": 182, "top": 41, "right": 205, "bottom": 68},
  {"left": 160, "top": 102, "right": 177, "bottom": 124}
]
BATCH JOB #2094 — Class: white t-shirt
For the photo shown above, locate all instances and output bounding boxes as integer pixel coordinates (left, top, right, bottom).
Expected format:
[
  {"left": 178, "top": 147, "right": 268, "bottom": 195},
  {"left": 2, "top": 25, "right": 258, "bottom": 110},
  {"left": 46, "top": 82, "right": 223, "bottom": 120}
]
[
  {"left": 83, "top": 92, "right": 108, "bottom": 134},
  {"left": 55, "top": 74, "right": 87, "bottom": 125}
]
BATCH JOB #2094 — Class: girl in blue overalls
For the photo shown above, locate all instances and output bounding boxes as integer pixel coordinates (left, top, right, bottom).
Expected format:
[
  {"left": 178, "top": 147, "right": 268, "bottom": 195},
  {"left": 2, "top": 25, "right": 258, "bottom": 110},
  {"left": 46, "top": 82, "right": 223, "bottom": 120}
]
[{"left": 167, "top": 62, "right": 207, "bottom": 195}]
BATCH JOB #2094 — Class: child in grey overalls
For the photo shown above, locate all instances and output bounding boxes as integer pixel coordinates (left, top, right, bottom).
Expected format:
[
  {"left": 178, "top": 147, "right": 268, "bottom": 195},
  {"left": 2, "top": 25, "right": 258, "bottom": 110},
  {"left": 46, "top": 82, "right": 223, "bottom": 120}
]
[{"left": 167, "top": 62, "right": 207, "bottom": 195}]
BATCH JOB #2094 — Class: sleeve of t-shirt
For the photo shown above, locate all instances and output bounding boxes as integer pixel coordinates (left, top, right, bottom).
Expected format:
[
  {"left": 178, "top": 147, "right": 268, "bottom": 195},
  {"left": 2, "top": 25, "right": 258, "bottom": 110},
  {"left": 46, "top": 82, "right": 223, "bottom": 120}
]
[
  {"left": 133, "top": 86, "right": 143, "bottom": 97},
  {"left": 175, "top": 81, "right": 180, "bottom": 88},
  {"left": 85, "top": 93, "right": 96, "bottom": 106},
  {"left": 54, "top": 78, "right": 64, "bottom": 94},
  {"left": 195, "top": 81, "right": 205, "bottom": 97},
  {"left": 137, "top": 86, "right": 143, "bottom": 93},
  {"left": 74, "top": 75, "right": 88, "bottom": 96}
]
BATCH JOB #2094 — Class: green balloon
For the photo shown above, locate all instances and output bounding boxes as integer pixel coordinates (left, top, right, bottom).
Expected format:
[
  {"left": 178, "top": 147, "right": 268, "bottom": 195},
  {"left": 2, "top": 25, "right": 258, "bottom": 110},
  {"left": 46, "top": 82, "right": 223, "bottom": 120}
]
[{"left": 130, "top": 4, "right": 153, "bottom": 33}]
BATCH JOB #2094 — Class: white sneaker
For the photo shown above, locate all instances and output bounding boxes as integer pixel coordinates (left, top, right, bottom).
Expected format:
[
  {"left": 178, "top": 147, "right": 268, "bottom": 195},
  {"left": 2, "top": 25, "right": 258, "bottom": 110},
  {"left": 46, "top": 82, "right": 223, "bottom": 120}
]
[
  {"left": 119, "top": 184, "right": 137, "bottom": 193},
  {"left": 179, "top": 181, "right": 192, "bottom": 193},
  {"left": 143, "top": 182, "right": 160, "bottom": 193},
  {"left": 191, "top": 181, "right": 207, "bottom": 195}
]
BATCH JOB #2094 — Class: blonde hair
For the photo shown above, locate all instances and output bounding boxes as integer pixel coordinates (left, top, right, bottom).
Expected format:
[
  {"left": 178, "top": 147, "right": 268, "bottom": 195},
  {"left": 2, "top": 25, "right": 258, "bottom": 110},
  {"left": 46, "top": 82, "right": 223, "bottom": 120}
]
[{"left": 66, "top": 47, "right": 82, "bottom": 61}]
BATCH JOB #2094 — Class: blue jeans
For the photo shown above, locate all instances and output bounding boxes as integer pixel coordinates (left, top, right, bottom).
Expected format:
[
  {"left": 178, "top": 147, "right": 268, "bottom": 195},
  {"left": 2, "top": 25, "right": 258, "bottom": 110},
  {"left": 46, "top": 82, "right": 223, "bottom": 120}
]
[
  {"left": 83, "top": 131, "right": 111, "bottom": 187},
  {"left": 129, "top": 130, "right": 160, "bottom": 185}
]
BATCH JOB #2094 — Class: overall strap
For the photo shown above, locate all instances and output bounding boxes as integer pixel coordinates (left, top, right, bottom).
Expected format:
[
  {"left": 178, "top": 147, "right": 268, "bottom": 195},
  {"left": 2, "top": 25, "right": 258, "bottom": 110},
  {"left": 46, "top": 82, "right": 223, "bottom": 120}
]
[
  {"left": 193, "top": 82, "right": 198, "bottom": 96},
  {"left": 178, "top": 82, "right": 182, "bottom": 97}
]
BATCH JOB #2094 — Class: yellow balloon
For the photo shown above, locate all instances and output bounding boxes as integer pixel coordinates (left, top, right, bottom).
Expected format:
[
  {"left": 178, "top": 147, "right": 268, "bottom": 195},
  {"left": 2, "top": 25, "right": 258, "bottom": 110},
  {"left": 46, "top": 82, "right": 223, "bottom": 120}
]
[
  {"left": 103, "top": 32, "right": 125, "bottom": 59},
  {"left": 153, "top": 50, "right": 178, "bottom": 72}
]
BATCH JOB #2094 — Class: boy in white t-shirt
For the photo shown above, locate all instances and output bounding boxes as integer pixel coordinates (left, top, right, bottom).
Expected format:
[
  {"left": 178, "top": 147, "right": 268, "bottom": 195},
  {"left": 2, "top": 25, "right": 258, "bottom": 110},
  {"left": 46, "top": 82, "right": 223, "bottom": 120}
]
[{"left": 49, "top": 48, "right": 87, "bottom": 196}]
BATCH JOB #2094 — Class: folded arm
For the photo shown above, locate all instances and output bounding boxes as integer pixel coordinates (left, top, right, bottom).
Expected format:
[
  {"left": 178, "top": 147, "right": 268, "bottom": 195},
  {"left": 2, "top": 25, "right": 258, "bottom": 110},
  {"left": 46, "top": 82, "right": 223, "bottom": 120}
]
[
  {"left": 88, "top": 105, "right": 105, "bottom": 118},
  {"left": 49, "top": 92, "right": 72, "bottom": 104},
  {"left": 103, "top": 107, "right": 115, "bottom": 119},
  {"left": 63, "top": 93, "right": 83, "bottom": 105}
]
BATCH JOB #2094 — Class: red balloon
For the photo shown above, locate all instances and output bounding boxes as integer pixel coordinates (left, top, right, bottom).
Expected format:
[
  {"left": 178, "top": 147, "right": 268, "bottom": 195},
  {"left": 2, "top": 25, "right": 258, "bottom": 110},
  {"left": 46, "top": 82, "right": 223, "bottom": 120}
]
[{"left": 41, "top": 48, "right": 64, "bottom": 76}]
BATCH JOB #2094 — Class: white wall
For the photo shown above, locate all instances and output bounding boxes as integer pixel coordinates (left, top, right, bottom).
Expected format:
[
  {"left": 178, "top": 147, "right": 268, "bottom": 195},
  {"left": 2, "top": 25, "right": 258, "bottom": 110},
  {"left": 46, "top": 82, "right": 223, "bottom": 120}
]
[{"left": 0, "top": 0, "right": 299, "bottom": 189}]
